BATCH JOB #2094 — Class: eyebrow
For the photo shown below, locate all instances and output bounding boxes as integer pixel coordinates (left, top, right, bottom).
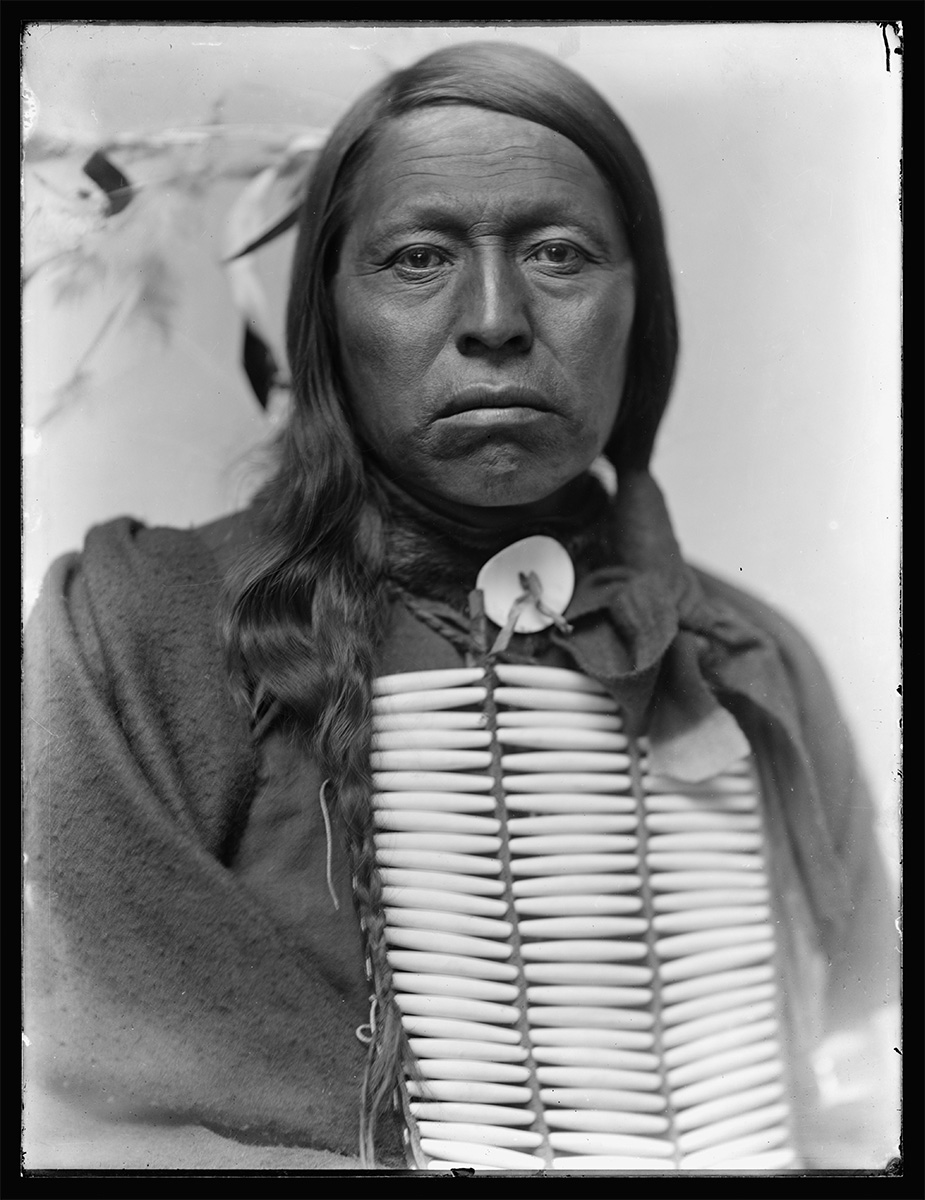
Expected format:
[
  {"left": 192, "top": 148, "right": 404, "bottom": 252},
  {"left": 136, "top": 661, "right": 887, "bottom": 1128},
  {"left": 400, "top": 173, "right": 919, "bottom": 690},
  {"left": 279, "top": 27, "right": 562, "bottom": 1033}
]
[{"left": 362, "top": 195, "right": 623, "bottom": 254}]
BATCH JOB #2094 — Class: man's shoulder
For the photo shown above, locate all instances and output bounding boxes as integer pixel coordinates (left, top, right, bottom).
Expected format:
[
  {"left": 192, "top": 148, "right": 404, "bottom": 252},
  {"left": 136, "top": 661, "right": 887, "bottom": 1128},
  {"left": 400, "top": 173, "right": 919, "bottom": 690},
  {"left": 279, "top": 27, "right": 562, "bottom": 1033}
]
[
  {"left": 68, "top": 507, "right": 258, "bottom": 598},
  {"left": 84, "top": 506, "right": 256, "bottom": 563},
  {"left": 30, "top": 508, "right": 259, "bottom": 660},
  {"left": 690, "top": 564, "right": 833, "bottom": 702}
]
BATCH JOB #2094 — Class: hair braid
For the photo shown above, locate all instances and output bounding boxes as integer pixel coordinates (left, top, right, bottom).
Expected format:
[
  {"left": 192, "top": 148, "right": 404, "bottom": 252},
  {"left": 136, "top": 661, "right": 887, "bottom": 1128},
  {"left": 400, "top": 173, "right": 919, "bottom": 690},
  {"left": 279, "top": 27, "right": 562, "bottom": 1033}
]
[
  {"left": 305, "top": 547, "right": 409, "bottom": 1159},
  {"left": 225, "top": 440, "right": 417, "bottom": 1159},
  {"left": 350, "top": 822, "right": 414, "bottom": 1164}
]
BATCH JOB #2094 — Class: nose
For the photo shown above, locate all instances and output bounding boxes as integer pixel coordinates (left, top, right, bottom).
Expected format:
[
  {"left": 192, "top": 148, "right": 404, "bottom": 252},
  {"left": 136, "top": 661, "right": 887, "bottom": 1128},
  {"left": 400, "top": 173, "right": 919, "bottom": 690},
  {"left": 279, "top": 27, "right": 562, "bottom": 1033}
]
[{"left": 454, "top": 249, "right": 533, "bottom": 358}]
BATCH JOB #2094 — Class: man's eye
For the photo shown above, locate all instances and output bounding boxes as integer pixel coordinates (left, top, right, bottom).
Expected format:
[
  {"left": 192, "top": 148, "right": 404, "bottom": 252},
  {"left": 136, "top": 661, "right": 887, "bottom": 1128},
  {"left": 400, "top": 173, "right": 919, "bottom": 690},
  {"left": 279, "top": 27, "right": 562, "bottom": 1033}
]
[
  {"left": 531, "top": 242, "right": 585, "bottom": 270},
  {"left": 392, "top": 246, "right": 447, "bottom": 273}
]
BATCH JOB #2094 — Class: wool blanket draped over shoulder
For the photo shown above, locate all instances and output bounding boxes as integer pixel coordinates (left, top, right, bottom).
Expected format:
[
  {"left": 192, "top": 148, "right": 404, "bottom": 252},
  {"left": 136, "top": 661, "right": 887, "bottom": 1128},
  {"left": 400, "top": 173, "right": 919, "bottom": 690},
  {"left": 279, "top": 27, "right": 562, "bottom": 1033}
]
[{"left": 23, "top": 470, "right": 899, "bottom": 1171}]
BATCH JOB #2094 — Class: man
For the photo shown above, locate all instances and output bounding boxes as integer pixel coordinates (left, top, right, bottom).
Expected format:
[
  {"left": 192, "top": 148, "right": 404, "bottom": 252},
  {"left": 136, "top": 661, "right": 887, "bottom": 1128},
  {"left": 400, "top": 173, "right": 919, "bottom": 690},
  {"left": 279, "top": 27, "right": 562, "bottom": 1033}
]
[{"left": 24, "top": 42, "right": 898, "bottom": 1171}]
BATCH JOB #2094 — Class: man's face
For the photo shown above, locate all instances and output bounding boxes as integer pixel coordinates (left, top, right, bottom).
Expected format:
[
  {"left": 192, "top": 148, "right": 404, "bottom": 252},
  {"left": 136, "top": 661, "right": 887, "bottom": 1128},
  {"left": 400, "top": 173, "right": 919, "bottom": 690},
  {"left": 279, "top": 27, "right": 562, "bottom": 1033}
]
[{"left": 333, "top": 105, "right": 636, "bottom": 516}]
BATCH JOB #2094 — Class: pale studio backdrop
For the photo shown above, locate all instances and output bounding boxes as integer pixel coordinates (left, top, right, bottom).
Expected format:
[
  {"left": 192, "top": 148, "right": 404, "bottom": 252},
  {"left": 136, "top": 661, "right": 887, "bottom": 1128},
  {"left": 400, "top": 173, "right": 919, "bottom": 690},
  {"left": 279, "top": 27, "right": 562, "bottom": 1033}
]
[{"left": 22, "top": 23, "right": 902, "bottom": 868}]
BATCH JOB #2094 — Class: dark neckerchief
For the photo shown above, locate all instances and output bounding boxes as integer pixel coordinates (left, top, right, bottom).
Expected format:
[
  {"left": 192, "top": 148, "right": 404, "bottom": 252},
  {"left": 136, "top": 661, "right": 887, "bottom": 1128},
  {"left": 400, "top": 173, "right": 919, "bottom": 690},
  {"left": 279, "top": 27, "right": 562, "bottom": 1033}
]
[{"left": 378, "top": 466, "right": 617, "bottom": 612}]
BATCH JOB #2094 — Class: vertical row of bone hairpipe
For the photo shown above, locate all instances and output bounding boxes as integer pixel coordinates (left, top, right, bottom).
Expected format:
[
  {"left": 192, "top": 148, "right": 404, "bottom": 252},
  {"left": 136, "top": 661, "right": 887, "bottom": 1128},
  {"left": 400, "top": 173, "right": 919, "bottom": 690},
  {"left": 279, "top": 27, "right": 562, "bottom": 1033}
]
[{"left": 370, "top": 664, "right": 796, "bottom": 1171}]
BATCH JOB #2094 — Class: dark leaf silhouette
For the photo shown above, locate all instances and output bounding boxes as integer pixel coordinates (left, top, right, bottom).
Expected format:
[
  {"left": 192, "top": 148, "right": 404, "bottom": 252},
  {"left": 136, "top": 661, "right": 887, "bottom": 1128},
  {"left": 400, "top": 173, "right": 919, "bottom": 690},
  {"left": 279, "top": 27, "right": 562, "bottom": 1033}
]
[
  {"left": 242, "top": 325, "right": 280, "bottom": 410},
  {"left": 223, "top": 201, "right": 301, "bottom": 262},
  {"left": 82, "top": 151, "right": 135, "bottom": 216}
]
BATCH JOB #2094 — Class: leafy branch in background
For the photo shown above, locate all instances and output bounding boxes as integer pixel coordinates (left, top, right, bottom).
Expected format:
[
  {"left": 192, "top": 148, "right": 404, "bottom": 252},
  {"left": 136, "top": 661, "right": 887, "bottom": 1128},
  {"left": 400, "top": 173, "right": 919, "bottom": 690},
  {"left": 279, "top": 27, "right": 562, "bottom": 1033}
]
[{"left": 23, "top": 124, "right": 325, "bottom": 424}]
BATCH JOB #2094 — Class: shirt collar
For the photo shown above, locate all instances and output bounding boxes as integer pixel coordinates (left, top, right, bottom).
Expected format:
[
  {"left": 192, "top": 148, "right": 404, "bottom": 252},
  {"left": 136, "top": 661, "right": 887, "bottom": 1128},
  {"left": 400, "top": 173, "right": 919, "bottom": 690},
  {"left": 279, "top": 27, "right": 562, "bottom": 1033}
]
[{"left": 554, "top": 469, "right": 809, "bottom": 784}]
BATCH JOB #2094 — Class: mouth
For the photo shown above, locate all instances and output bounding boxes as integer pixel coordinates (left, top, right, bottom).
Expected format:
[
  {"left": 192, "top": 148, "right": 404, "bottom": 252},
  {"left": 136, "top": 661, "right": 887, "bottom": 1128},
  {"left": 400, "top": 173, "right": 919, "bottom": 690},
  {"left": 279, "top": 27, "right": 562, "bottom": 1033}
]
[{"left": 436, "top": 387, "right": 556, "bottom": 420}]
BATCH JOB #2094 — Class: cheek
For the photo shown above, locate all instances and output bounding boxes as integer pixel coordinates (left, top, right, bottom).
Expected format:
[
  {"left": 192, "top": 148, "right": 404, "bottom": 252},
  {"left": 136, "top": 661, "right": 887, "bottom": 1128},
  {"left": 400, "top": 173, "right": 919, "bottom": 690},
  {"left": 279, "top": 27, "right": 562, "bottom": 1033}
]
[
  {"left": 335, "top": 302, "right": 417, "bottom": 446},
  {"left": 569, "top": 292, "right": 635, "bottom": 446},
  {"left": 338, "top": 292, "right": 435, "bottom": 402},
  {"left": 554, "top": 281, "right": 634, "bottom": 363},
  {"left": 558, "top": 301, "right": 634, "bottom": 421},
  {"left": 337, "top": 292, "right": 389, "bottom": 382}
]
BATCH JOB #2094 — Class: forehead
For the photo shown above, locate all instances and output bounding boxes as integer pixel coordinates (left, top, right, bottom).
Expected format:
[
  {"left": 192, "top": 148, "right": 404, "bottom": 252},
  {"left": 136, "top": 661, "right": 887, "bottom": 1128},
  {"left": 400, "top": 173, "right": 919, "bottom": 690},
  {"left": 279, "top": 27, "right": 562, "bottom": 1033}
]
[{"left": 346, "top": 105, "right": 622, "bottom": 238}]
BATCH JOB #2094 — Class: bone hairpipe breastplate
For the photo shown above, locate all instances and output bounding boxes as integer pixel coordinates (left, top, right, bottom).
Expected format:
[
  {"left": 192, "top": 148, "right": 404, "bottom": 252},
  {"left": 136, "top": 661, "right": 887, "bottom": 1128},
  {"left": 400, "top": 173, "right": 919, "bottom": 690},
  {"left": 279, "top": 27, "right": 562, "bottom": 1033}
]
[{"left": 369, "top": 663, "right": 798, "bottom": 1172}]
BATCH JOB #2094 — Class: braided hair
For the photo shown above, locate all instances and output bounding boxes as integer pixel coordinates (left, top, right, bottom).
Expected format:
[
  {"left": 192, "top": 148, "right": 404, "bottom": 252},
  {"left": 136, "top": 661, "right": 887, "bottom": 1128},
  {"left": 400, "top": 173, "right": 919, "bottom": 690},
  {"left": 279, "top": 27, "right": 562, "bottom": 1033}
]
[{"left": 224, "top": 40, "right": 679, "bottom": 1162}]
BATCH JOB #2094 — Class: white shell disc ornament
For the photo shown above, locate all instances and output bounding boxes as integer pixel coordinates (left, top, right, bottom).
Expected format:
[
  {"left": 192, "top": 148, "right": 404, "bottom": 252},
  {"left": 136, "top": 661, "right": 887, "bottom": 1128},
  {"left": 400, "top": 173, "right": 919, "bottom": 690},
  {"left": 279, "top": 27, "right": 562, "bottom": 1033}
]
[{"left": 476, "top": 536, "right": 575, "bottom": 634}]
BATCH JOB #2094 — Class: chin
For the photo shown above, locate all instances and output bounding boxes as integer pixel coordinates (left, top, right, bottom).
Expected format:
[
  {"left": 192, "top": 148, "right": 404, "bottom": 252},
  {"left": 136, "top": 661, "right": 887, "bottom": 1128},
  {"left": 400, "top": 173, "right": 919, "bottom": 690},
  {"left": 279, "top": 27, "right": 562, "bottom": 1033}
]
[{"left": 450, "top": 466, "right": 575, "bottom": 512}]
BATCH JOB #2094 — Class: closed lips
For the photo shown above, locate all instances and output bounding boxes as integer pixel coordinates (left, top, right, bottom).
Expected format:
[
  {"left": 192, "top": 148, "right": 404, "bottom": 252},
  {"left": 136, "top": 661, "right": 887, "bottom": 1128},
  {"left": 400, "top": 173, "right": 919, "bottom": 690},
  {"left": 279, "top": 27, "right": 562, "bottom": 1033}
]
[{"left": 437, "top": 389, "right": 554, "bottom": 417}]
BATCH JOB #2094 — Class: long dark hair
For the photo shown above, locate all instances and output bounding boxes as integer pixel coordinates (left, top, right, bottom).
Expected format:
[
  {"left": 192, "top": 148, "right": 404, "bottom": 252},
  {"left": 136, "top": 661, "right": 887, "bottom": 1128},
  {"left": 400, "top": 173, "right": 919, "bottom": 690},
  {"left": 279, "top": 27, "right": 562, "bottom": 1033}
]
[{"left": 225, "top": 40, "right": 679, "bottom": 1162}]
